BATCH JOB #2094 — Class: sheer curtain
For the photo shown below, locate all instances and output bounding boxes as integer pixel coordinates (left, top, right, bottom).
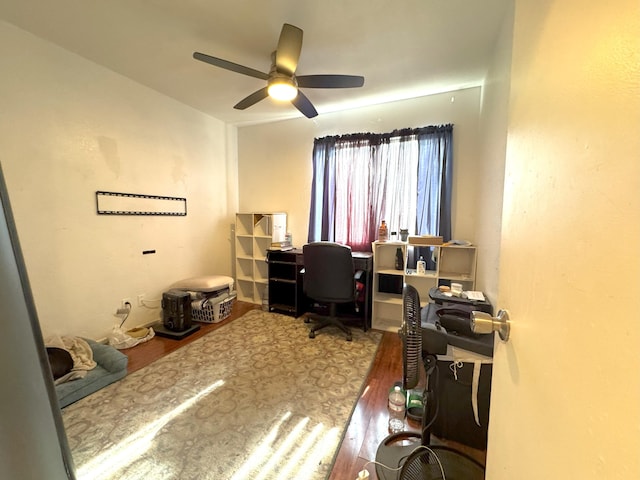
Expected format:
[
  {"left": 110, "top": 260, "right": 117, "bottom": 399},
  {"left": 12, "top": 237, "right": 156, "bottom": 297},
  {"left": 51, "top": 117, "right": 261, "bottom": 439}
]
[
  {"left": 308, "top": 125, "right": 453, "bottom": 251},
  {"left": 372, "top": 135, "right": 419, "bottom": 241}
]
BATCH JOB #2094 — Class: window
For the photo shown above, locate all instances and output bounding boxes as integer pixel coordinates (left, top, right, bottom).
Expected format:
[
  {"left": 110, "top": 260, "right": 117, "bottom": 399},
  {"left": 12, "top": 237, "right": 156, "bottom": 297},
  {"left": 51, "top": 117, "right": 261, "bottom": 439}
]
[{"left": 308, "top": 125, "right": 453, "bottom": 251}]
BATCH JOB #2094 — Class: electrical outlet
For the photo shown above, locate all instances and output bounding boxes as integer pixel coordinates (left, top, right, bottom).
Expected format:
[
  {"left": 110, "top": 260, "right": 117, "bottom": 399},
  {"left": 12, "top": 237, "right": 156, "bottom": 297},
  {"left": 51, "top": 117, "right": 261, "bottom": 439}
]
[
  {"left": 137, "top": 294, "right": 144, "bottom": 307},
  {"left": 121, "top": 298, "right": 132, "bottom": 309}
]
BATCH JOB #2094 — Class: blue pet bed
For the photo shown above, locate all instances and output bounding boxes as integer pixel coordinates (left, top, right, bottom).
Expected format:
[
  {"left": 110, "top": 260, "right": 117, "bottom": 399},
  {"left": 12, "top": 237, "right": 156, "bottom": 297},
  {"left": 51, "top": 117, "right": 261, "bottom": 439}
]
[{"left": 54, "top": 339, "right": 128, "bottom": 408}]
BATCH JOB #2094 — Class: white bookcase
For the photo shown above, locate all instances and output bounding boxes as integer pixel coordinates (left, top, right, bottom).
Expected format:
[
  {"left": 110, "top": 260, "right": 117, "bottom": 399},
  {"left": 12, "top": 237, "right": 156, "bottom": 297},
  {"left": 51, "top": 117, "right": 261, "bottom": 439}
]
[
  {"left": 371, "top": 240, "right": 477, "bottom": 332},
  {"left": 235, "top": 213, "right": 286, "bottom": 304}
]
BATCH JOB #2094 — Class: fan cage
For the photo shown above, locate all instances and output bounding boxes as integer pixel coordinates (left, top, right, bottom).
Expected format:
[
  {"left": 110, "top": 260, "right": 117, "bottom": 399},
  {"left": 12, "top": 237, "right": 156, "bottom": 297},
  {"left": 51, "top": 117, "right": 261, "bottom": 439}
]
[
  {"left": 401, "top": 285, "right": 422, "bottom": 391},
  {"left": 399, "top": 445, "right": 485, "bottom": 480}
]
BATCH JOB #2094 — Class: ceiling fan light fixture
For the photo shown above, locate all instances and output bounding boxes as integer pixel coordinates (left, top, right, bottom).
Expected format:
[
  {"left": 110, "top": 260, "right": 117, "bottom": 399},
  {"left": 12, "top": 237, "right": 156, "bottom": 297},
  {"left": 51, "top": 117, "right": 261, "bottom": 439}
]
[
  {"left": 193, "top": 23, "right": 364, "bottom": 118},
  {"left": 267, "top": 76, "right": 298, "bottom": 101}
]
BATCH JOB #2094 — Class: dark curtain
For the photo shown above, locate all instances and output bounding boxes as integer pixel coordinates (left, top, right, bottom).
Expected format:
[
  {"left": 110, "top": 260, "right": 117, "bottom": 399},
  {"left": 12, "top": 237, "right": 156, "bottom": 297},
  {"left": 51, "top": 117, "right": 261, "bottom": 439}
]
[
  {"left": 417, "top": 125, "right": 453, "bottom": 240},
  {"left": 308, "top": 137, "right": 336, "bottom": 242}
]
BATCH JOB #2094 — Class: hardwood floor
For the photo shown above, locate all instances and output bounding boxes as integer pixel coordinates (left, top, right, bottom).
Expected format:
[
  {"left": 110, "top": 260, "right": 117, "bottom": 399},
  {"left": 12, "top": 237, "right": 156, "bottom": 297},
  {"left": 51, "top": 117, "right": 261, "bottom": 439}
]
[
  {"left": 122, "top": 301, "right": 485, "bottom": 479},
  {"left": 124, "top": 300, "right": 260, "bottom": 374}
]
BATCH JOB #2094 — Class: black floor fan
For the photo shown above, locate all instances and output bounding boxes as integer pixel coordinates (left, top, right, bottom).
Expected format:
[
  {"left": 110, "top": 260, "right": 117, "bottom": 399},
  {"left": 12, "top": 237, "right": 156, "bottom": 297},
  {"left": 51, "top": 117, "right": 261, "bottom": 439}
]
[{"left": 374, "top": 284, "right": 485, "bottom": 480}]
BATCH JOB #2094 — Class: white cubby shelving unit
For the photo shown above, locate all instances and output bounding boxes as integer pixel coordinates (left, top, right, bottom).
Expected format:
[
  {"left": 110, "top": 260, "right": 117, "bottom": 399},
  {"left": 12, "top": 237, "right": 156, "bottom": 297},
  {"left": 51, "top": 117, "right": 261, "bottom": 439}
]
[
  {"left": 371, "top": 240, "right": 477, "bottom": 332},
  {"left": 235, "top": 212, "right": 286, "bottom": 304}
]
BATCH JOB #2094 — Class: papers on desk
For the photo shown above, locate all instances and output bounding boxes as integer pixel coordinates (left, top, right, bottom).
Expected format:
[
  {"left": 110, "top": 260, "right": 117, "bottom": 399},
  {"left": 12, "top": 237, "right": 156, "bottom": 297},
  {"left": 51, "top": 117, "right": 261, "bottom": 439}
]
[{"left": 464, "top": 291, "right": 485, "bottom": 301}]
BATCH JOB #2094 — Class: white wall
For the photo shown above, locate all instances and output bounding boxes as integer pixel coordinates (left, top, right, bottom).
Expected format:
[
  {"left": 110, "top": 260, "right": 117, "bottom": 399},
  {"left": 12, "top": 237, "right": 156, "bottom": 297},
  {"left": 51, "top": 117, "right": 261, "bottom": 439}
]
[
  {"left": 237, "top": 87, "right": 484, "bottom": 256},
  {"left": 475, "top": 2, "right": 514, "bottom": 304},
  {"left": 486, "top": 0, "right": 640, "bottom": 477},
  {"left": 0, "top": 22, "right": 236, "bottom": 340}
]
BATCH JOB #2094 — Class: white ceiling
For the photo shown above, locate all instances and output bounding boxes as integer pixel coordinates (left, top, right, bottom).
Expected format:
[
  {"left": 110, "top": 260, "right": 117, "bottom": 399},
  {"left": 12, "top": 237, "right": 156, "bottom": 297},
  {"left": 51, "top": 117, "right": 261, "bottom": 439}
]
[{"left": 0, "top": 0, "right": 510, "bottom": 126}]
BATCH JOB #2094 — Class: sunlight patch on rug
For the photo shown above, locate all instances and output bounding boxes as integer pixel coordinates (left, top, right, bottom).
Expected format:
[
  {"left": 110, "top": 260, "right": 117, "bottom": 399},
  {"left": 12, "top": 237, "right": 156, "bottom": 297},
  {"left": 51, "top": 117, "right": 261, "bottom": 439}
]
[
  {"left": 77, "top": 380, "right": 224, "bottom": 480},
  {"left": 230, "top": 412, "right": 341, "bottom": 480},
  {"left": 62, "top": 310, "right": 381, "bottom": 480}
]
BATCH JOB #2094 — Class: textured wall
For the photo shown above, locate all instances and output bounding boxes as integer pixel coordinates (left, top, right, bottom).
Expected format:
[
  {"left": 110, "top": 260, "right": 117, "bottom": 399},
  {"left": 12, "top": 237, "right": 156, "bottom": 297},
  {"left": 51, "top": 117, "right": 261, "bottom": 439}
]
[
  {"left": 475, "top": 2, "right": 514, "bottom": 304},
  {"left": 486, "top": 0, "right": 640, "bottom": 478},
  {"left": 0, "top": 21, "right": 236, "bottom": 340}
]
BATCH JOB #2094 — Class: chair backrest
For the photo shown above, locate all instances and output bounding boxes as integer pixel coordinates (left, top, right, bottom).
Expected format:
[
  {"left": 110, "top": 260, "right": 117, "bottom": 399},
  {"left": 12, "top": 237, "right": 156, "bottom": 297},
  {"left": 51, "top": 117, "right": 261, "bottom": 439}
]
[{"left": 303, "top": 242, "right": 355, "bottom": 304}]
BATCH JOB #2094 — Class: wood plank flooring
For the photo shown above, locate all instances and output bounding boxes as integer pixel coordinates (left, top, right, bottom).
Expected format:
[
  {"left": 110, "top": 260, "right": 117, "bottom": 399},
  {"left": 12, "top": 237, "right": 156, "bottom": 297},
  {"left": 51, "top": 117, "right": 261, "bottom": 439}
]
[
  {"left": 124, "top": 301, "right": 260, "bottom": 374},
  {"left": 122, "top": 301, "right": 485, "bottom": 479}
]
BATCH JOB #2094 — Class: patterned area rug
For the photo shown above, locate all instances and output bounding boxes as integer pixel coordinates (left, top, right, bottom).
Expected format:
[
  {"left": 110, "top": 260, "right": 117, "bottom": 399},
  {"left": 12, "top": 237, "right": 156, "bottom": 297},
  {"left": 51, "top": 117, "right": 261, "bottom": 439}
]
[{"left": 62, "top": 310, "right": 381, "bottom": 480}]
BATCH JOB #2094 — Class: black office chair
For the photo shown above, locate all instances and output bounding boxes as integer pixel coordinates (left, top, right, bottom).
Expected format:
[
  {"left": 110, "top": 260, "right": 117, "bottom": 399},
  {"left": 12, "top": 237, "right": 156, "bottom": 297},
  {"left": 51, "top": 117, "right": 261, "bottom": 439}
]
[{"left": 303, "top": 242, "right": 357, "bottom": 341}]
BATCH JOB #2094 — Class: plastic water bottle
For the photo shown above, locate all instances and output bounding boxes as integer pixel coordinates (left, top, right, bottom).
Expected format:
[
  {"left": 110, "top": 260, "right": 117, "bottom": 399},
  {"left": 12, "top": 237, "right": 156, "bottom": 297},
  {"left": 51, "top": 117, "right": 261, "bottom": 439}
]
[{"left": 388, "top": 385, "right": 406, "bottom": 433}]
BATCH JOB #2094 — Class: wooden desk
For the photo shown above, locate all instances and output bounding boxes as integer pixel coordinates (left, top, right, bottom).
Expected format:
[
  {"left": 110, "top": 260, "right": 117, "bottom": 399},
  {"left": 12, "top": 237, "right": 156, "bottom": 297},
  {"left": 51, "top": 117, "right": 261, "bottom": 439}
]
[{"left": 266, "top": 248, "right": 373, "bottom": 330}]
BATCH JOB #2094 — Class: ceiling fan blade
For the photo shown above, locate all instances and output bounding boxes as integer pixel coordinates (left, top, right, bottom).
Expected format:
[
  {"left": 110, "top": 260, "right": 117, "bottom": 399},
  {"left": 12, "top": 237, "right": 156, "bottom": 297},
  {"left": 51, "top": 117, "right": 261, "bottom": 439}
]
[
  {"left": 234, "top": 87, "right": 269, "bottom": 110},
  {"left": 291, "top": 91, "right": 318, "bottom": 118},
  {"left": 297, "top": 75, "right": 365, "bottom": 89},
  {"left": 193, "top": 52, "right": 269, "bottom": 80},
  {"left": 275, "top": 24, "right": 303, "bottom": 76}
]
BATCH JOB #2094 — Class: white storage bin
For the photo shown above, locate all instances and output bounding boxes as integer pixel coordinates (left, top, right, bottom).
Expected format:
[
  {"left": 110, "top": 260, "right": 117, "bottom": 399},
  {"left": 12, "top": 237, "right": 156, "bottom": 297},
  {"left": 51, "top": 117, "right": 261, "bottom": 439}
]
[{"left": 191, "top": 292, "right": 236, "bottom": 323}]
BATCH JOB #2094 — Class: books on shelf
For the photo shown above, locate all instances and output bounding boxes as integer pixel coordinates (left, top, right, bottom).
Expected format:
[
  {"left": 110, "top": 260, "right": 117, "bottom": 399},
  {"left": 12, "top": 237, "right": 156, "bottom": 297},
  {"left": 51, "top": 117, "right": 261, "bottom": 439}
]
[{"left": 268, "top": 241, "right": 293, "bottom": 251}]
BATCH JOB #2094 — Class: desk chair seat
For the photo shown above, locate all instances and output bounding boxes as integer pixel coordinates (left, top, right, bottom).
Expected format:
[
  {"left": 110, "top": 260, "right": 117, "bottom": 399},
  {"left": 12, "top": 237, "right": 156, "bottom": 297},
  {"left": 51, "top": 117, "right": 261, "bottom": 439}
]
[{"left": 303, "top": 242, "right": 356, "bottom": 341}]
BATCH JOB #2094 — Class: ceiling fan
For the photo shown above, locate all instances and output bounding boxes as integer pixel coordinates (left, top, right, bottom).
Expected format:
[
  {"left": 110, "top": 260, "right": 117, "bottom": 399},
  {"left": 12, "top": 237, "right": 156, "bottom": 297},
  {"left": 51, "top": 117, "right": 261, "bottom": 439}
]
[{"left": 193, "top": 23, "right": 365, "bottom": 118}]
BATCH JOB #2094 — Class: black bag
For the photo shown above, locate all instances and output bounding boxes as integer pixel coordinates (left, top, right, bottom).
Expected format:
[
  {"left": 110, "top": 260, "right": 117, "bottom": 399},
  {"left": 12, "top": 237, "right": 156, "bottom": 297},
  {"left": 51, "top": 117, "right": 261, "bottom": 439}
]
[
  {"left": 431, "top": 360, "right": 492, "bottom": 450},
  {"left": 435, "top": 305, "right": 480, "bottom": 337}
]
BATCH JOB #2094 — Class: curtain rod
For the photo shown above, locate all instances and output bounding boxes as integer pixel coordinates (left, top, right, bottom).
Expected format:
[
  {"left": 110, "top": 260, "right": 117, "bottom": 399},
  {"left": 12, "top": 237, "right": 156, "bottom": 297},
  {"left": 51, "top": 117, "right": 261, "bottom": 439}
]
[{"left": 314, "top": 124, "right": 453, "bottom": 144}]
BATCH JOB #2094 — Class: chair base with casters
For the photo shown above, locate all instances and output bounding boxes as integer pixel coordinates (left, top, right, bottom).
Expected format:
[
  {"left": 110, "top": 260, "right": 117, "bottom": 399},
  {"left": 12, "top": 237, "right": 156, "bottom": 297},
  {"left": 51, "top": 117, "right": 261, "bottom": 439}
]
[
  {"left": 302, "top": 242, "right": 358, "bottom": 342},
  {"left": 304, "top": 302, "right": 353, "bottom": 341}
]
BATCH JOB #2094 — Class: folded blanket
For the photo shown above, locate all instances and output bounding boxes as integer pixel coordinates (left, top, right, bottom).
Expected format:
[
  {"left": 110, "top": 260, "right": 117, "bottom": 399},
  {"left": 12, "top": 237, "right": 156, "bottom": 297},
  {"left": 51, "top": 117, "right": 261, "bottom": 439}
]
[{"left": 45, "top": 335, "right": 97, "bottom": 384}]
